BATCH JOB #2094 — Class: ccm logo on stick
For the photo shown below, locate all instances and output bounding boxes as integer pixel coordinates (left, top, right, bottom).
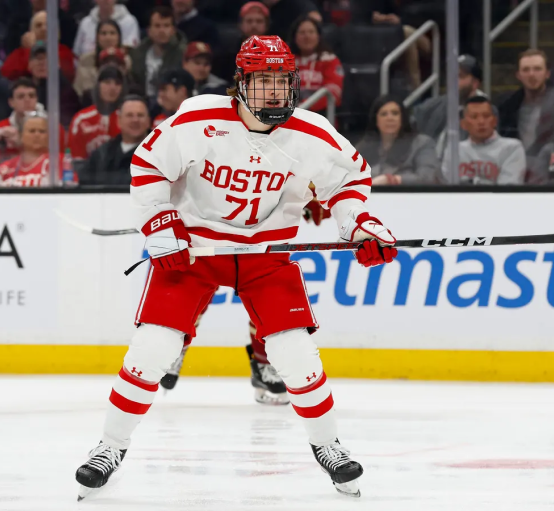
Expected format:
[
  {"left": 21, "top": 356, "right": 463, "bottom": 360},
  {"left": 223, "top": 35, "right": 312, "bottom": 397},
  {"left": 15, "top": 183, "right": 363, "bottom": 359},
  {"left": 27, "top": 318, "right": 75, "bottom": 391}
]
[{"left": 421, "top": 237, "right": 492, "bottom": 247}]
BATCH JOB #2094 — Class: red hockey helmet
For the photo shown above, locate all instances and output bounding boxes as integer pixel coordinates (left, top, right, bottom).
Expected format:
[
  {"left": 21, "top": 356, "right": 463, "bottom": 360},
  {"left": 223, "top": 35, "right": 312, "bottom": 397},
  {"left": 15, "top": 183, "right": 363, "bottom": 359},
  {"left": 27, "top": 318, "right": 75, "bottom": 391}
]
[{"left": 235, "top": 35, "right": 300, "bottom": 125}]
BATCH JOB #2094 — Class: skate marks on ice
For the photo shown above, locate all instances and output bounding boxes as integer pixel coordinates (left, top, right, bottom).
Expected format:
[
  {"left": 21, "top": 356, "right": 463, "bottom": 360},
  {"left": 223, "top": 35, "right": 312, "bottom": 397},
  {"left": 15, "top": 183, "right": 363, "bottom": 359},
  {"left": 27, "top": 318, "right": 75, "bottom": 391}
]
[{"left": 1, "top": 376, "right": 554, "bottom": 510}]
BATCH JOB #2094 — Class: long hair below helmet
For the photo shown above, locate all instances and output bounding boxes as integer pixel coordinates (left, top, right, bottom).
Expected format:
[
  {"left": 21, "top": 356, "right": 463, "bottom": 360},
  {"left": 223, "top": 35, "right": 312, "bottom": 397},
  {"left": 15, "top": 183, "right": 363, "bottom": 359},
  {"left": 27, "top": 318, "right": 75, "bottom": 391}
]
[{"left": 234, "top": 35, "right": 300, "bottom": 125}]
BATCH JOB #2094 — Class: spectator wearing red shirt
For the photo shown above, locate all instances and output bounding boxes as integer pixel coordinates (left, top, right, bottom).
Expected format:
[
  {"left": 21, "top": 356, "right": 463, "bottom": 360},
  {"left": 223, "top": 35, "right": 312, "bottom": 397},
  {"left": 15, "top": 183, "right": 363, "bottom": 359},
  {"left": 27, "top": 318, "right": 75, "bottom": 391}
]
[
  {"left": 1, "top": 11, "right": 76, "bottom": 82},
  {"left": 0, "top": 113, "right": 62, "bottom": 187},
  {"left": 289, "top": 15, "right": 343, "bottom": 115},
  {"left": 74, "top": 20, "right": 133, "bottom": 98},
  {"left": 153, "top": 68, "right": 194, "bottom": 128},
  {"left": 68, "top": 65, "right": 125, "bottom": 175},
  {"left": 0, "top": 78, "right": 65, "bottom": 162}
]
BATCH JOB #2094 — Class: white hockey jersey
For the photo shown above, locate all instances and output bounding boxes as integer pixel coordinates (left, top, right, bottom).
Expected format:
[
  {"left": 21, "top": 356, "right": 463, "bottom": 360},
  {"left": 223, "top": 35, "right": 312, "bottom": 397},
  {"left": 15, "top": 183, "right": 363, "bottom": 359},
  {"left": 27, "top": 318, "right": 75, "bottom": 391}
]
[{"left": 130, "top": 95, "right": 372, "bottom": 247}]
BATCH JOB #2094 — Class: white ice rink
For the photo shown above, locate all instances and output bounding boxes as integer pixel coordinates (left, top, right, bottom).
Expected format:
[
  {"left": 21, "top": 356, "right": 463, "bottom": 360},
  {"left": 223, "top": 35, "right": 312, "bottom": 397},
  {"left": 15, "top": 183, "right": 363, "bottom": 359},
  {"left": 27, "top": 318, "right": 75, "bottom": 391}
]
[{"left": 1, "top": 376, "right": 553, "bottom": 511}]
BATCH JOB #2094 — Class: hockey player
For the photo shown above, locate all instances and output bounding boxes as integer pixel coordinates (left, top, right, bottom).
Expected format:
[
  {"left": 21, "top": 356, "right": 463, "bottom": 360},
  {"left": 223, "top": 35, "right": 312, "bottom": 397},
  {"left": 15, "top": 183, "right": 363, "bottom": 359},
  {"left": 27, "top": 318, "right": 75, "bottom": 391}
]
[{"left": 76, "top": 35, "right": 398, "bottom": 499}]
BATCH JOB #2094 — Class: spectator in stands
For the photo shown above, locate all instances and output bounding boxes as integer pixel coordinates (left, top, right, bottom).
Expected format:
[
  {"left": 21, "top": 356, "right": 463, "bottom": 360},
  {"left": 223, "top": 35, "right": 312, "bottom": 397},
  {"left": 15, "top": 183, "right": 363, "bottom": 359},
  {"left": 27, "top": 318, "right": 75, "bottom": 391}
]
[
  {"left": 27, "top": 42, "right": 81, "bottom": 128},
  {"left": 496, "top": 49, "right": 554, "bottom": 157},
  {"left": 1, "top": 10, "right": 76, "bottom": 82},
  {"left": 0, "top": 78, "right": 66, "bottom": 162},
  {"left": 261, "top": 0, "right": 321, "bottom": 40},
  {"left": 414, "top": 54, "right": 487, "bottom": 159},
  {"left": 173, "top": 0, "right": 220, "bottom": 50},
  {"left": 73, "top": 0, "right": 140, "bottom": 56},
  {"left": 130, "top": 7, "right": 187, "bottom": 108},
  {"left": 73, "top": 20, "right": 132, "bottom": 98},
  {"left": 80, "top": 95, "right": 150, "bottom": 185},
  {"left": 289, "top": 15, "right": 343, "bottom": 115},
  {"left": 527, "top": 141, "right": 554, "bottom": 184},
  {"left": 2, "top": 0, "right": 77, "bottom": 56},
  {"left": 445, "top": 96, "right": 526, "bottom": 185},
  {"left": 182, "top": 42, "right": 227, "bottom": 96},
  {"left": 358, "top": 95, "right": 442, "bottom": 185},
  {"left": 69, "top": 65, "right": 125, "bottom": 176},
  {"left": 0, "top": 112, "right": 60, "bottom": 187},
  {"left": 153, "top": 69, "right": 194, "bottom": 127},
  {"left": 212, "top": 1, "right": 271, "bottom": 83}
]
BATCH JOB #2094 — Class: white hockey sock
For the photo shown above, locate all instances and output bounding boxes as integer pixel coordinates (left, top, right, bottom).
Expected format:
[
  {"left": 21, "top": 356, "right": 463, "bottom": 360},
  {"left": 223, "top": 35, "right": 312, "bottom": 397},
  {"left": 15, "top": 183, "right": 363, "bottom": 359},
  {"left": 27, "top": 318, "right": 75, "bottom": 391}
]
[
  {"left": 102, "top": 324, "right": 185, "bottom": 450},
  {"left": 102, "top": 367, "right": 159, "bottom": 450},
  {"left": 265, "top": 329, "right": 338, "bottom": 446},
  {"left": 286, "top": 371, "right": 337, "bottom": 446}
]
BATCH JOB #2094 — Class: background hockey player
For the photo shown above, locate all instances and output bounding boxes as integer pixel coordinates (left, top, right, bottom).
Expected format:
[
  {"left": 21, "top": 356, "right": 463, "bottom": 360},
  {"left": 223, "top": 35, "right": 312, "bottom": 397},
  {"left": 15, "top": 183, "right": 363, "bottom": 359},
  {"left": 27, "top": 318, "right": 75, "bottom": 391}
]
[{"left": 76, "top": 35, "right": 397, "bottom": 500}]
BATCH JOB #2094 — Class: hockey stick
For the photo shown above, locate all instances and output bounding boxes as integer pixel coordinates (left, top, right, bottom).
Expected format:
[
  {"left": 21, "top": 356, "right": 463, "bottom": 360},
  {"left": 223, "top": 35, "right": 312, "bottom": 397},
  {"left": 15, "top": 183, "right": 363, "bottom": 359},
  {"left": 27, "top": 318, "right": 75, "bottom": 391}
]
[{"left": 121, "top": 234, "right": 554, "bottom": 275}]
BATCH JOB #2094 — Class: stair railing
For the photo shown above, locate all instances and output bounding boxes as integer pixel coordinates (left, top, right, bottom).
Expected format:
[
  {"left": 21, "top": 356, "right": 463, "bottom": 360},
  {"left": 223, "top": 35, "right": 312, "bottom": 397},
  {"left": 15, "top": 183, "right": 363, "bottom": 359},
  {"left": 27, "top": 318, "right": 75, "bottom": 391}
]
[
  {"left": 484, "top": 0, "right": 538, "bottom": 96},
  {"left": 380, "top": 20, "right": 440, "bottom": 107}
]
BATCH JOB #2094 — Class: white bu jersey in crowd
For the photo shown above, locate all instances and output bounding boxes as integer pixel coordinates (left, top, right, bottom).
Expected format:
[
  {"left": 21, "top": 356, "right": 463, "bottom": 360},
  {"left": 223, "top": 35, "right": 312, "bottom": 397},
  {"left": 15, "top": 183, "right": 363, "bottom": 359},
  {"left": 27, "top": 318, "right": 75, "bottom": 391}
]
[{"left": 130, "top": 94, "right": 373, "bottom": 247}]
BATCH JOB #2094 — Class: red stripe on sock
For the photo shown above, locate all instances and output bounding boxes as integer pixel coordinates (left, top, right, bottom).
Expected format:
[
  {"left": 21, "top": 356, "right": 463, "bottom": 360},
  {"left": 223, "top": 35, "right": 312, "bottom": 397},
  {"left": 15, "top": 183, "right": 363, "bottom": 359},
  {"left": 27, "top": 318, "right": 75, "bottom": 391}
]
[
  {"left": 291, "top": 393, "right": 334, "bottom": 418},
  {"left": 286, "top": 371, "right": 327, "bottom": 395},
  {"left": 118, "top": 367, "right": 159, "bottom": 392},
  {"left": 109, "top": 389, "right": 152, "bottom": 415}
]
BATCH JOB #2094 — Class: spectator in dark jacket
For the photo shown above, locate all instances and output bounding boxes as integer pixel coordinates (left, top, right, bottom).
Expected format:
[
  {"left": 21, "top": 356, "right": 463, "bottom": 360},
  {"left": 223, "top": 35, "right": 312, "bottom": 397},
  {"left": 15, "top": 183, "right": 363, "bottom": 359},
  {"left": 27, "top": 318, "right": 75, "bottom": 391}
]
[
  {"left": 413, "top": 54, "right": 489, "bottom": 160},
  {"left": 173, "top": 0, "right": 220, "bottom": 50},
  {"left": 496, "top": 49, "right": 554, "bottom": 158},
  {"left": 182, "top": 42, "right": 227, "bottom": 96},
  {"left": 27, "top": 42, "right": 81, "bottom": 128},
  {"left": 212, "top": 1, "right": 271, "bottom": 82},
  {"left": 130, "top": 7, "right": 188, "bottom": 107},
  {"left": 79, "top": 95, "right": 150, "bottom": 185},
  {"left": 153, "top": 68, "right": 194, "bottom": 127},
  {"left": 358, "top": 94, "right": 442, "bottom": 185}
]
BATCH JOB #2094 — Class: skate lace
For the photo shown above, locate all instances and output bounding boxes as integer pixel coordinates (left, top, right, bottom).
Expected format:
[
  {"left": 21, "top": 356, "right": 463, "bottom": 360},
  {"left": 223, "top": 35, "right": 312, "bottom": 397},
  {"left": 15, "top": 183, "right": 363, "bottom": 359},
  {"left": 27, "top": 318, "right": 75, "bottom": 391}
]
[
  {"left": 259, "top": 363, "right": 282, "bottom": 384},
  {"left": 86, "top": 444, "right": 122, "bottom": 475},
  {"left": 316, "top": 444, "right": 352, "bottom": 472},
  {"left": 167, "top": 346, "right": 187, "bottom": 376}
]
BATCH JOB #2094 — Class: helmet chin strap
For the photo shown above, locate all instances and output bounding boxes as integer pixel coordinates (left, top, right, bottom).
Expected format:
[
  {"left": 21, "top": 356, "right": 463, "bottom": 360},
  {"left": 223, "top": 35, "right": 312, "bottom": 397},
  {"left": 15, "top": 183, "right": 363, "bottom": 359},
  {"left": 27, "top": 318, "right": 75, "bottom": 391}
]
[{"left": 237, "top": 80, "right": 292, "bottom": 126}]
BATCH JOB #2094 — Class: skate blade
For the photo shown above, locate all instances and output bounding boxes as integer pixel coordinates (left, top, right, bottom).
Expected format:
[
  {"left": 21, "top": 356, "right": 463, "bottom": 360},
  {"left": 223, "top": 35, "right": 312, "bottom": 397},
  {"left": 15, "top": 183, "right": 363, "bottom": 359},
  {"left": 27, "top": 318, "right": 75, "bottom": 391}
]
[
  {"left": 334, "top": 479, "right": 361, "bottom": 498},
  {"left": 77, "top": 485, "right": 96, "bottom": 501},
  {"left": 254, "top": 388, "right": 290, "bottom": 405}
]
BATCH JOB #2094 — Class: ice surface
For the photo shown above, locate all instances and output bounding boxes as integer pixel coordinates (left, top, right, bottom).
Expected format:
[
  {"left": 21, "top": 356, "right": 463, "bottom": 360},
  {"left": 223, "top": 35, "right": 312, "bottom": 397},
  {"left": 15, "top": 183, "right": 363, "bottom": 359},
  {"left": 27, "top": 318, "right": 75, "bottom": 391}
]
[{"left": 1, "top": 376, "right": 553, "bottom": 510}]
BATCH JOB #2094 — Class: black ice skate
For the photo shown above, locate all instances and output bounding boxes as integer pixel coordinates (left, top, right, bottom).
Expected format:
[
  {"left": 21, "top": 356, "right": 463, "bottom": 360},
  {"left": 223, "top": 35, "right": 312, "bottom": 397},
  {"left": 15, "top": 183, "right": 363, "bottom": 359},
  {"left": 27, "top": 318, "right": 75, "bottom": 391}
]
[
  {"left": 75, "top": 442, "right": 126, "bottom": 501},
  {"left": 247, "top": 344, "right": 289, "bottom": 405},
  {"left": 160, "top": 345, "right": 189, "bottom": 390},
  {"left": 311, "top": 440, "right": 363, "bottom": 497}
]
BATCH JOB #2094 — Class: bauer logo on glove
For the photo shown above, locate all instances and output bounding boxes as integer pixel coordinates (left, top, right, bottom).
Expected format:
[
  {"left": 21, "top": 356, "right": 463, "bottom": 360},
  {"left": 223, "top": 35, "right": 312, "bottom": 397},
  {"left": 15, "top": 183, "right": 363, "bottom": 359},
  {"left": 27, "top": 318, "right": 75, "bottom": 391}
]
[
  {"left": 340, "top": 209, "right": 398, "bottom": 268},
  {"left": 141, "top": 210, "right": 195, "bottom": 272}
]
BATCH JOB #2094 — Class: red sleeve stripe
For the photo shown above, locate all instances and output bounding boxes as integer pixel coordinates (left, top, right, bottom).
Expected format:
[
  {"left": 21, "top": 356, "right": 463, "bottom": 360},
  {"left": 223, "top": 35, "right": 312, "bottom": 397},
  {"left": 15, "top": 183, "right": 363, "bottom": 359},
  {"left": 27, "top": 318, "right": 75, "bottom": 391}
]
[
  {"left": 360, "top": 158, "right": 368, "bottom": 172},
  {"left": 291, "top": 393, "right": 334, "bottom": 418},
  {"left": 327, "top": 190, "right": 367, "bottom": 210},
  {"left": 352, "top": 151, "right": 360, "bottom": 161},
  {"left": 188, "top": 225, "right": 298, "bottom": 244},
  {"left": 118, "top": 367, "right": 159, "bottom": 392},
  {"left": 341, "top": 177, "right": 372, "bottom": 188},
  {"left": 280, "top": 117, "right": 341, "bottom": 151},
  {"left": 286, "top": 372, "right": 327, "bottom": 395},
  {"left": 109, "top": 389, "right": 152, "bottom": 415},
  {"left": 131, "top": 154, "right": 159, "bottom": 170},
  {"left": 131, "top": 175, "right": 168, "bottom": 187}
]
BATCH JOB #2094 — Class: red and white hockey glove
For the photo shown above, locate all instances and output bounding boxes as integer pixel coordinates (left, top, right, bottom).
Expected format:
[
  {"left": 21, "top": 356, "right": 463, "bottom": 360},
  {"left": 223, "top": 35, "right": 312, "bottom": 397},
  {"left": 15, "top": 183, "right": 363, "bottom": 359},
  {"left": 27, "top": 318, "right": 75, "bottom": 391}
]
[
  {"left": 340, "top": 210, "right": 398, "bottom": 267},
  {"left": 142, "top": 210, "right": 194, "bottom": 272}
]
